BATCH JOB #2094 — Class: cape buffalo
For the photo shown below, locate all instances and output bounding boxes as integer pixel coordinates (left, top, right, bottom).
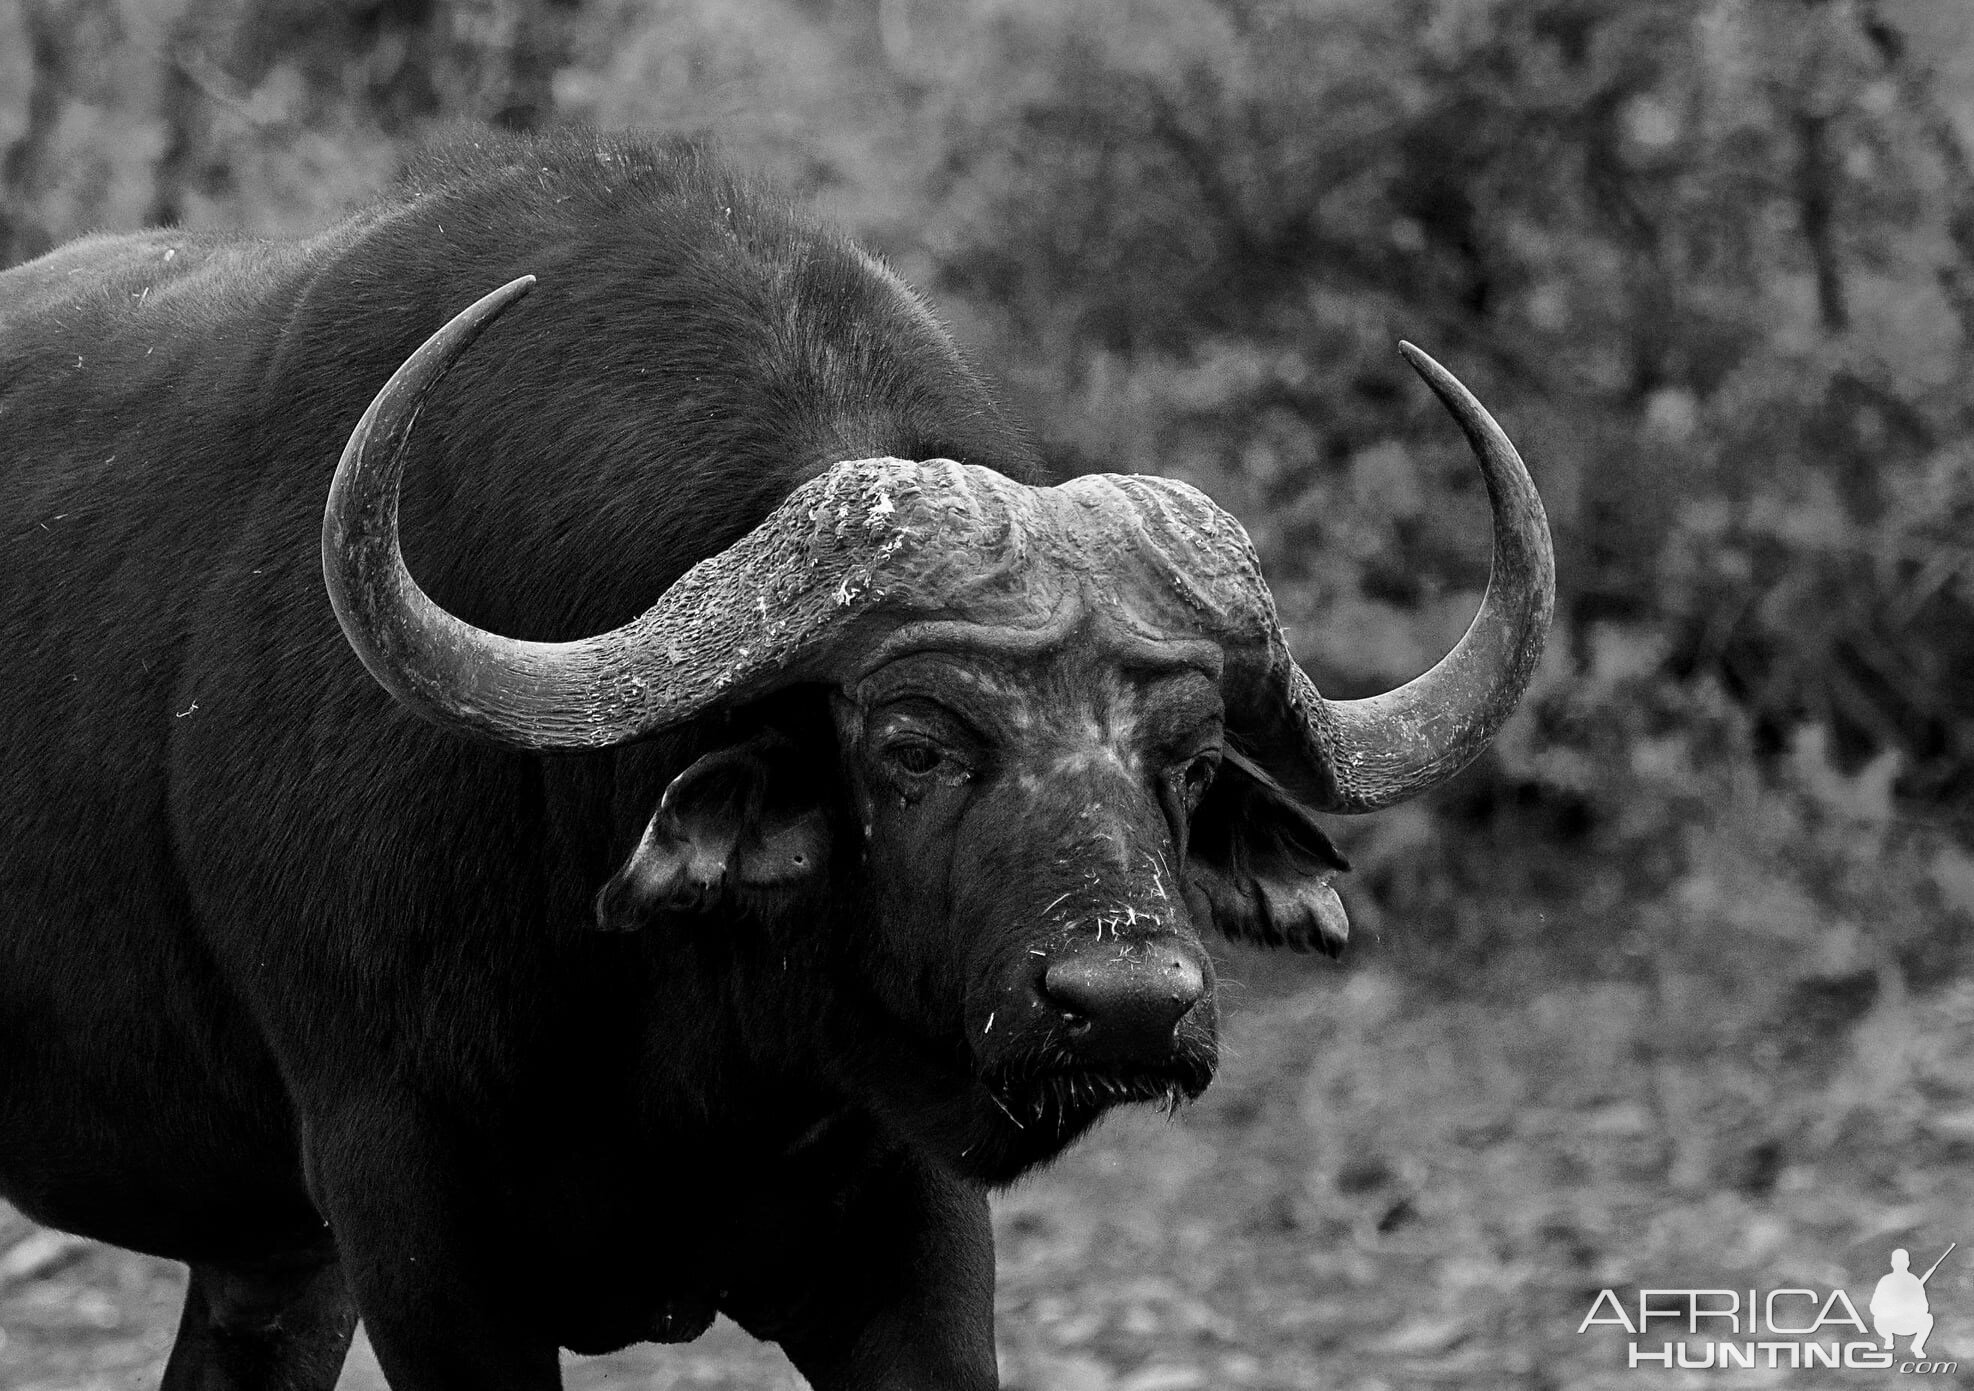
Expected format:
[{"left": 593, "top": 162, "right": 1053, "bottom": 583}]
[{"left": 0, "top": 129, "right": 1552, "bottom": 1389}]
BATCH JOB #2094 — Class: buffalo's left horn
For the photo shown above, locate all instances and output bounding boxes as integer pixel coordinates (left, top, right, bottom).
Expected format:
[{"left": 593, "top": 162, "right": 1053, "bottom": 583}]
[{"left": 1268, "top": 343, "right": 1554, "bottom": 812}]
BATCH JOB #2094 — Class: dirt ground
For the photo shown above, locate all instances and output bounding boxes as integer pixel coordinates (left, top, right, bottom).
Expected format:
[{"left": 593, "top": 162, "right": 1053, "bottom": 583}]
[
  {"left": 4, "top": 935, "right": 1971, "bottom": 1391},
  {"left": 3, "top": 931, "right": 1974, "bottom": 1389}
]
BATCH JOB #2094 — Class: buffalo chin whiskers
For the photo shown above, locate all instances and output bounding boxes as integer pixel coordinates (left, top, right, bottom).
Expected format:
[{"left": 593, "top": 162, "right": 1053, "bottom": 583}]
[
  {"left": 984, "top": 1086, "right": 1026, "bottom": 1130},
  {"left": 986, "top": 1068, "right": 1196, "bottom": 1132}
]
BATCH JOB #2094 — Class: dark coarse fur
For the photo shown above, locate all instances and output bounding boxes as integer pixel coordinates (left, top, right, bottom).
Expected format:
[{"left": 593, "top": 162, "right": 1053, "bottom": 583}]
[{"left": 0, "top": 129, "right": 1051, "bottom": 1388}]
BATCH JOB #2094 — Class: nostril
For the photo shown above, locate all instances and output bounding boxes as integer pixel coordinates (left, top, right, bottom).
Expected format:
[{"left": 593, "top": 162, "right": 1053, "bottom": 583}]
[
  {"left": 1166, "top": 956, "right": 1204, "bottom": 1010},
  {"left": 1040, "top": 960, "right": 1089, "bottom": 1016}
]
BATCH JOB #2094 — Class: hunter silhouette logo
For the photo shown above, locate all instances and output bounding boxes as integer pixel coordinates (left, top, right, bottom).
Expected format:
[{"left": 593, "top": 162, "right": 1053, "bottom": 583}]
[{"left": 1873, "top": 1244, "right": 1954, "bottom": 1360}]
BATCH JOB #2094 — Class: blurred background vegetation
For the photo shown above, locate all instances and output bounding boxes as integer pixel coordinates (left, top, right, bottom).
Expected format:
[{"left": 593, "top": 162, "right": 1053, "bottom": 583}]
[{"left": 4, "top": 1, "right": 1973, "bottom": 1387}]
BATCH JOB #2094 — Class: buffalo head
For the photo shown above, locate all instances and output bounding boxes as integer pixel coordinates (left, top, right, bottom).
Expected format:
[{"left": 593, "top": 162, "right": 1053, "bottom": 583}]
[{"left": 322, "top": 277, "right": 1552, "bottom": 1183}]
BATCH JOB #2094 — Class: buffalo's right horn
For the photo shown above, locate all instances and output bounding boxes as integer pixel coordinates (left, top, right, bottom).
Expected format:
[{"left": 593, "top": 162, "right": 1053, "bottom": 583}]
[{"left": 323, "top": 279, "right": 1071, "bottom": 750}]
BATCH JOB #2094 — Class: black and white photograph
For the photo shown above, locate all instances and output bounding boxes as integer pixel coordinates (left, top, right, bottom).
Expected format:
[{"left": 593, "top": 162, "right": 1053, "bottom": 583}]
[{"left": 1, "top": 1, "right": 1970, "bottom": 1387}]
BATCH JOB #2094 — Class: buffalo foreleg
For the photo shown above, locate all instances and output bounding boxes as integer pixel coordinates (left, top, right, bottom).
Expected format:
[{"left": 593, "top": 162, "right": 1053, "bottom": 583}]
[
  {"left": 159, "top": 1256, "right": 356, "bottom": 1391},
  {"left": 744, "top": 1157, "right": 1000, "bottom": 1391},
  {"left": 306, "top": 1110, "right": 564, "bottom": 1390}
]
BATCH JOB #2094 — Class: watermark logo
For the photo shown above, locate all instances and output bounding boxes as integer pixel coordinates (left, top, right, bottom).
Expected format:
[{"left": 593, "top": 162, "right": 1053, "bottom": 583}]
[
  {"left": 1871, "top": 1245, "right": 1952, "bottom": 1360},
  {"left": 1577, "top": 1243, "right": 1957, "bottom": 1375}
]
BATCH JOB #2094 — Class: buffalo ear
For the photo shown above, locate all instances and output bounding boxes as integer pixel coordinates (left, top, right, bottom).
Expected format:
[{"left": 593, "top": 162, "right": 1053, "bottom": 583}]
[
  {"left": 1184, "top": 749, "right": 1351, "bottom": 956},
  {"left": 594, "top": 730, "right": 830, "bottom": 931}
]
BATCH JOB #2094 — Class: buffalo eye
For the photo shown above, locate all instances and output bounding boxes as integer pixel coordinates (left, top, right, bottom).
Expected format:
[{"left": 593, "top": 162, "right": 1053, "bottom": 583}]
[
  {"left": 1165, "top": 750, "right": 1218, "bottom": 818},
  {"left": 1155, "top": 741, "right": 1221, "bottom": 848},
  {"left": 873, "top": 727, "right": 974, "bottom": 796},
  {"left": 1178, "top": 752, "right": 1218, "bottom": 809},
  {"left": 887, "top": 737, "right": 947, "bottom": 777}
]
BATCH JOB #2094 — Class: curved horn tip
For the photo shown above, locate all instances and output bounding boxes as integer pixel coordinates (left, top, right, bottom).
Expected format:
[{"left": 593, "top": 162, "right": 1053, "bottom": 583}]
[
  {"left": 378, "top": 275, "right": 540, "bottom": 396},
  {"left": 458, "top": 274, "right": 538, "bottom": 330},
  {"left": 1281, "top": 338, "right": 1553, "bottom": 814},
  {"left": 1396, "top": 340, "right": 1479, "bottom": 413},
  {"left": 322, "top": 271, "right": 545, "bottom": 745}
]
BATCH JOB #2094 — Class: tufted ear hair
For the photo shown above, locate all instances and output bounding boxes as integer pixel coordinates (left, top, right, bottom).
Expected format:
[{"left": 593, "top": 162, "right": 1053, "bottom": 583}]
[
  {"left": 594, "top": 729, "right": 831, "bottom": 931},
  {"left": 1184, "top": 748, "right": 1352, "bottom": 956}
]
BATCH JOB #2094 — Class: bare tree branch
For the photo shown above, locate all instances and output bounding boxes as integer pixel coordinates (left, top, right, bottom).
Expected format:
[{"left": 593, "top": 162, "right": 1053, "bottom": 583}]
[{"left": 1859, "top": 0, "right": 1974, "bottom": 346}]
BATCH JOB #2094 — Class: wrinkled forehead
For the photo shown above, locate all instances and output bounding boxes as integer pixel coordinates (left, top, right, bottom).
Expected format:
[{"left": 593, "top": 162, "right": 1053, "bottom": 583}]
[
  {"left": 817, "top": 462, "right": 1259, "bottom": 739},
  {"left": 849, "top": 620, "right": 1226, "bottom": 741},
  {"left": 854, "top": 611, "right": 1224, "bottom": 685},
  {"left": 819, "top": 459, "right": 1274, "bottom": 663}
]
